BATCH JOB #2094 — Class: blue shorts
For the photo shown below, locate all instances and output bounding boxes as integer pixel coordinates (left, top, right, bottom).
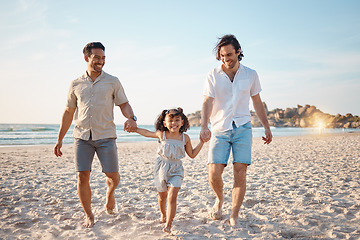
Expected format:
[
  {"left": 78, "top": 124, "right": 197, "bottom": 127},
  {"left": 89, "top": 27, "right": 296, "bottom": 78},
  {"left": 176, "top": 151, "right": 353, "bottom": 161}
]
[
  {"left": 208, "top": 121, "right": 252, "bottom": 166},
  {"left": 74, "top": 137, "right": 119, "bottom": 173}
]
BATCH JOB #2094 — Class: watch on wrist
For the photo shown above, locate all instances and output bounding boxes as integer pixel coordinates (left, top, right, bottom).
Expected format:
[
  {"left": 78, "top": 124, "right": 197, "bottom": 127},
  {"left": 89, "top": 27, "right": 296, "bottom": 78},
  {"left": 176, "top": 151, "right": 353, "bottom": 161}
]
[{"left": 131, "top": 116, "right": 137, "bottom": 121}]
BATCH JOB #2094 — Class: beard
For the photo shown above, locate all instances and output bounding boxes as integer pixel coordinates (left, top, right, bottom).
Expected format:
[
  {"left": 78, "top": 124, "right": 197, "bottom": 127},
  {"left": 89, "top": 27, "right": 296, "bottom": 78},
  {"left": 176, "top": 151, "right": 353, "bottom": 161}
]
[
  {"left": 224, "top": 60, "right": 237, "bottom": 69},
  {"left": 92, "top": 63, "right": 103, "bottom": 73}
]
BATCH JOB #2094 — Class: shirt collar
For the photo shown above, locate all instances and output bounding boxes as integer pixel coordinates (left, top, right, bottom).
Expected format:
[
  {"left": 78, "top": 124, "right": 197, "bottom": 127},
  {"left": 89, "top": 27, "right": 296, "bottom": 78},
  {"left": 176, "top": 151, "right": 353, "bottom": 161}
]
[
  {"left": 216, "top": 63, "right": 244, "bottom": 74},
  {"left": 83, "top": 71, "right": 104, "bottom": 83}
]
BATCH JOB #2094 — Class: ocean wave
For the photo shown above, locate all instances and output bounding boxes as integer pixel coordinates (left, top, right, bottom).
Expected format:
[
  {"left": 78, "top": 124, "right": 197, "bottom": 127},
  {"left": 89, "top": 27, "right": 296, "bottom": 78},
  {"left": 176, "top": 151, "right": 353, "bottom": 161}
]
[
  {"left": 1, "top": 124, "right": 359, "bottom": 146},
  {"left": 0, "top": 126, "right": 57, "bottom": 132},
  {"left": 31, "top": 127, "right": 55, "bottom": 132}
]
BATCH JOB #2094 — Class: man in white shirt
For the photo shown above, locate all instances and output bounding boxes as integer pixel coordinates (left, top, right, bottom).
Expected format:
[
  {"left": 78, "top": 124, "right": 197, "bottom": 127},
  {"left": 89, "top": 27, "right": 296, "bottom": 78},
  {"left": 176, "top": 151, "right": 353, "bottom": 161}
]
[{"left": 200, "top": 35, "right": 272, "bottom": 227}]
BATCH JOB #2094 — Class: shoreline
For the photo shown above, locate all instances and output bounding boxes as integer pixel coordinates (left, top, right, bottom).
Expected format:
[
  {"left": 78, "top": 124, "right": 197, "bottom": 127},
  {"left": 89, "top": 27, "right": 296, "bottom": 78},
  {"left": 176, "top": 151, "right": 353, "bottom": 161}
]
[{"left": 0, "top": 131, "right": 359, "bottom": 149}]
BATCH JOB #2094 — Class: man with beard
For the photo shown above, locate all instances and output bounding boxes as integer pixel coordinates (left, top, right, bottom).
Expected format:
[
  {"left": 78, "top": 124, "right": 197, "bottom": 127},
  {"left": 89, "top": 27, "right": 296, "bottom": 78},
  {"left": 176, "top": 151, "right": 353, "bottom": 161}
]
[
  {"left": 200, "top": 35, "right": 272, "bottom": 227},
  {"left": 54, "top": 42, "right": 137, "bottom": 228}
]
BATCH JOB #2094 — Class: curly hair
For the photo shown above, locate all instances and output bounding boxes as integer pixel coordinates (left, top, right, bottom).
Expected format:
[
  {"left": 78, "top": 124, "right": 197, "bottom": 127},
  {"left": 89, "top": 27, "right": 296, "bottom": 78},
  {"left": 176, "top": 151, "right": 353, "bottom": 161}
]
[
  {"left": 214, "top": 34, "right": 244, "bottom": 62},
  {"left": 155, "top": 107, "right": 190, "bottom": 133}
]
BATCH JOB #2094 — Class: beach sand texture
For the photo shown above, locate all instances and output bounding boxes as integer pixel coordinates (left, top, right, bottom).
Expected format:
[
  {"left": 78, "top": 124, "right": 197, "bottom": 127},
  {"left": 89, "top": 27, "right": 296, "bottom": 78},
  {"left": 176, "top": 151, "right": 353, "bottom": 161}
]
[{"left": 1, "top": 133, "right": 359, "bottom": 239}]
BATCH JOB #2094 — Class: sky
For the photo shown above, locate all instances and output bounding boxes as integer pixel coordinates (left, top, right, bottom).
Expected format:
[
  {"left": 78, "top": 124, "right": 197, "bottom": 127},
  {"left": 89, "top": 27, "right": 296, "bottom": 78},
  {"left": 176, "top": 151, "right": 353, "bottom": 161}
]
[{"left": 0, "top": 0, "right": 359, "bottom": 124}]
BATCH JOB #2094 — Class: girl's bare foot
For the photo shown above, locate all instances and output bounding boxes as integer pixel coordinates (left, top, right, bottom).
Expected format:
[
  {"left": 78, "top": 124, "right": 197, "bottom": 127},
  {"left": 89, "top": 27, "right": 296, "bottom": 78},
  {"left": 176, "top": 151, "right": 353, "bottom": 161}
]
[
  {"left": 163, "top": 226, "right": 171, "bottom": 233},
  {"left": 160, "top": 214, "right": 166, "bottom": 223}
]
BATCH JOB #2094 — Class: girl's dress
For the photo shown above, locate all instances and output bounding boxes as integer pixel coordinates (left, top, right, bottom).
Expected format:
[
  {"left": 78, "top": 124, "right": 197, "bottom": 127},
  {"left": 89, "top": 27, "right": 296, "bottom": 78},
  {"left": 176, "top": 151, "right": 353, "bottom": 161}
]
[{"left": 154, "top": 132, "right": 185, "bottom": 192}]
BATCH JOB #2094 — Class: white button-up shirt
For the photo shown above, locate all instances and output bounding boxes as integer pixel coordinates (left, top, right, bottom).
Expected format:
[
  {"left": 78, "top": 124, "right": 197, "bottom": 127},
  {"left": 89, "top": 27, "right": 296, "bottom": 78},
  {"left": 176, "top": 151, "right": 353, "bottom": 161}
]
[
  {"left": 66, "top": 71, "right": 128, "bottom": 140},
  {"left": 203, "top": 64, "right": 261, "bottom": 132}
]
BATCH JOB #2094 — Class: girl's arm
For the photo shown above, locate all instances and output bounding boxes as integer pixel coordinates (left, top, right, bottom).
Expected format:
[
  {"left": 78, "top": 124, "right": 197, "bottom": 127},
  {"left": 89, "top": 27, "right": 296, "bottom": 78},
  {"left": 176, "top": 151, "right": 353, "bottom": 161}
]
[
  {"left": 135, "top": 128, "right": 161, "bottom": 139},
  {"left": 184, "top": 134, "right": 205, "bottom": 159}
]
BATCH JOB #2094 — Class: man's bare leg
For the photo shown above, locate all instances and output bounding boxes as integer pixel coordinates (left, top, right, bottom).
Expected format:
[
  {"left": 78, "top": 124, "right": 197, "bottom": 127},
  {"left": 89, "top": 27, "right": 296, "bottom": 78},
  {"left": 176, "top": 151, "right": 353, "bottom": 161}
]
[
  {"left": 77, "top": 171, "right": 95, "bottom": 228},
  {"left": 230, "top": 163, "right": 247, "bottom": 226},
  {"left": 158, "top": 191, "right": 167, "bottom": 223},
  {"left": 208, "top": 163, "right": 225, "bottom": 220},
  {"left": 163, "top": 187, "right": 180, "bottom": 233},
  {"left": 105, "top": 172, "right": 120, "bottom": 214}
]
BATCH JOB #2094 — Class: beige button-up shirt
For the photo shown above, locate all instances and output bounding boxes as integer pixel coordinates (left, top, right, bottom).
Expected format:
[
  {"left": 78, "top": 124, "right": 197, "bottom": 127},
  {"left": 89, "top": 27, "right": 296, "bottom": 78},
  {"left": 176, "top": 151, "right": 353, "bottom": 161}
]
[{"left": 66, "top": 71, "right": 128, "bottom": 141}]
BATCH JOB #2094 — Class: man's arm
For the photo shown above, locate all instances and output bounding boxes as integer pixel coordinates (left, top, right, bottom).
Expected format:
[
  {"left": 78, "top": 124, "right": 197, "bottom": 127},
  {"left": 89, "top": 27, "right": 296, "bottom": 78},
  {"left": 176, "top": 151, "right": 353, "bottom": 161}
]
[
  {"left": 54, "top": 107, "right": 76, "bottom": 157},
  {"left": 119, "top": 102, "right": 137, "bottom": 132},
  {"left": 200, "top": 96, "right": 214, "bottom": 142},
  {"left": 251, "top": 94, "right": 272, "bottom": 144}
]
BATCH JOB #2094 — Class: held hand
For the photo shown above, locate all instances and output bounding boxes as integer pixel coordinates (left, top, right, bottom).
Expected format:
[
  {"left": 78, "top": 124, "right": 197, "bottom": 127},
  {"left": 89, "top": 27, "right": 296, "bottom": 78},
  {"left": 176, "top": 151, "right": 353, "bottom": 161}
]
[
  {"left": 54, "top": 141, "right": 63, "bottom": 157},
  {"left": 262, "top": 128, "right": 273, "bottom": 144},
  {"left": 200, "top": 127, "right": 211, "bottom": 142},
  {"left": 124, "top": 119, "right": 137, "bottom": 132}
]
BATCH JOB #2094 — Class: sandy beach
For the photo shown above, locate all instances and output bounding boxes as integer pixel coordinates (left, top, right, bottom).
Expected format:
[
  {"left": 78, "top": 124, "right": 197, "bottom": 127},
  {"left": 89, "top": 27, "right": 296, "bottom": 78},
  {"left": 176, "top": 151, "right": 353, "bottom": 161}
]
[{"left": 1, "top": 132, "right": 359, "bottom": 239}]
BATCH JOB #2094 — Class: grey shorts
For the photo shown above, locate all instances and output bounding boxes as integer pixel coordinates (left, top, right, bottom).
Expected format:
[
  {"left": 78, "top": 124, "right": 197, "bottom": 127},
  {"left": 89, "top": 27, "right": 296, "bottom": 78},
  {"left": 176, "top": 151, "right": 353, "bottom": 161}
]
[
  {"left": 154, "top": 157, "right": 184, "bottom": 192},
  {"left": 74, "top": 137, "right": 119, "bottom": 173}
]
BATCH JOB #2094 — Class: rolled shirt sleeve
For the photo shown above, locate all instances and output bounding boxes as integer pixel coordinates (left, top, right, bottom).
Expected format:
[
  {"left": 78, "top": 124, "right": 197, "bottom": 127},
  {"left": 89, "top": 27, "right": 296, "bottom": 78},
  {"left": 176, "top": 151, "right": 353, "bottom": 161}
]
[
  {"left": 203, "top": 70, "right": 216, "bottom": 98},
  {"left": 66, "top": 82, "right": 77, "bottom": 108},
  {"left": 114, "top": 79, "right": 128, "bottom": 106},
  {"left": 250, "top": 71, "right": 261, "bottom": 97}
]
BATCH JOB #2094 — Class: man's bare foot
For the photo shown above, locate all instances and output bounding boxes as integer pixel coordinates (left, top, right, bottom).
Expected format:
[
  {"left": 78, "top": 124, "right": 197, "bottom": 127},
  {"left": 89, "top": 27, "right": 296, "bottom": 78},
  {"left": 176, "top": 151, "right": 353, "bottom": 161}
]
[
  {"left": 106, "top": 191, "right": 116, "bottom": 214},
  {"left": 209, "top": 199, "right": 223, "bottom": 220},
  {"left": 82, "top": 214, "right": 95, "bottom": 228},
  {"left": 160, "top": 214, "right": 166, "bottom": 223}
]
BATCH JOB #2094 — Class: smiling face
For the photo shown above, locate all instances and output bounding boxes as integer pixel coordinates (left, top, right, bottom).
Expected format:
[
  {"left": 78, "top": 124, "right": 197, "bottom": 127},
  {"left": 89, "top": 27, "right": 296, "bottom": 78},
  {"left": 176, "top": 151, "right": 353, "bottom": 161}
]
[
  {"left": 219, "top": 44, "right": 240, "bottom": 70},
  {"left": 163, "top": 111, "right": 184, "bottom": 133},
  {"left": 85, "top": 48, "right": 105, "bottom": 73}
]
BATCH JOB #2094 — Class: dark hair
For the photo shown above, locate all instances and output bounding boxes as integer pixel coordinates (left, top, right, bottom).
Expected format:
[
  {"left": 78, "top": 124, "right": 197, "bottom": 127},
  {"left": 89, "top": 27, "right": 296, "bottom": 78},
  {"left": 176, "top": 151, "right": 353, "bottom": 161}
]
[
  {"left": 155, "top": 107, "right": 190, "bottom": 133},
  {"left": 214, "top": 34, "right": 244, "bottom": 61},
  {"left": 83, "top": 42, "right": 105, "bottom": 57}
]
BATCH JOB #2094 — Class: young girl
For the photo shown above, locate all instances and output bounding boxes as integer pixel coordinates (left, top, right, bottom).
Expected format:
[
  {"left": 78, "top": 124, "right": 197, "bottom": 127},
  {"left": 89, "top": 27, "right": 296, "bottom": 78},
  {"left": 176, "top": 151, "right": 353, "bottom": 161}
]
[{"left": 133, "top": 108, "right": 204, "bottom": 233}]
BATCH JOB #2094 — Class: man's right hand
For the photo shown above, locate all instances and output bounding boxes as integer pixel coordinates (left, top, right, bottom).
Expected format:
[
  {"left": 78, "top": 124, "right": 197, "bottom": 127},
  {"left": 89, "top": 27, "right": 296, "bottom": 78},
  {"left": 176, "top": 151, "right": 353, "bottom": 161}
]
[
  {"left": 54, "top": 141, "right": 63, "bottom": 157},
  {"left": 200, "top": 127, "right": 212, "bottom": 142},
  {"left": 124, "top": 119, "right": 137, "bottom": 132}
]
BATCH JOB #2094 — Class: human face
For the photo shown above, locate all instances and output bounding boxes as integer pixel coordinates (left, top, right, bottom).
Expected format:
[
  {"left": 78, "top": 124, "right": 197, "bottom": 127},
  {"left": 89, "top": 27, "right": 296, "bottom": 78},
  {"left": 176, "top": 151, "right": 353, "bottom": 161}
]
[
  {"left": 163, "top": 113, "right": 184, "bottom": 133},
  {"left": 86, "top": 48, "right": 105, "bottom": 73},
  {"left": 219, "top": 44, "right": 240, "bottom": 70}
]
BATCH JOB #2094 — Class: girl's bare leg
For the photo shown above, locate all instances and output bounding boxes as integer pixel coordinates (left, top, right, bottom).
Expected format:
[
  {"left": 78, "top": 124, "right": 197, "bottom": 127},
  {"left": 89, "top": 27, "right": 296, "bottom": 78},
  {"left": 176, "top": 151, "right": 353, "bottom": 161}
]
[
  {"left": 158, "top": 191, "right": 168, "bottom": 223},
  {"left": 163, "top": 187, "right": 180, "bottom": 233}
]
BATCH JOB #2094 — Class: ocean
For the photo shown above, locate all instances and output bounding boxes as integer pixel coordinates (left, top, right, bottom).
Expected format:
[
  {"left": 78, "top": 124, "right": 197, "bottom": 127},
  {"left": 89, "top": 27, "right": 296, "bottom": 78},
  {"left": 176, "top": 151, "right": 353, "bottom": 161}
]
[{"left": 0, "top": 123, "right": 359, "bottom": 147}]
